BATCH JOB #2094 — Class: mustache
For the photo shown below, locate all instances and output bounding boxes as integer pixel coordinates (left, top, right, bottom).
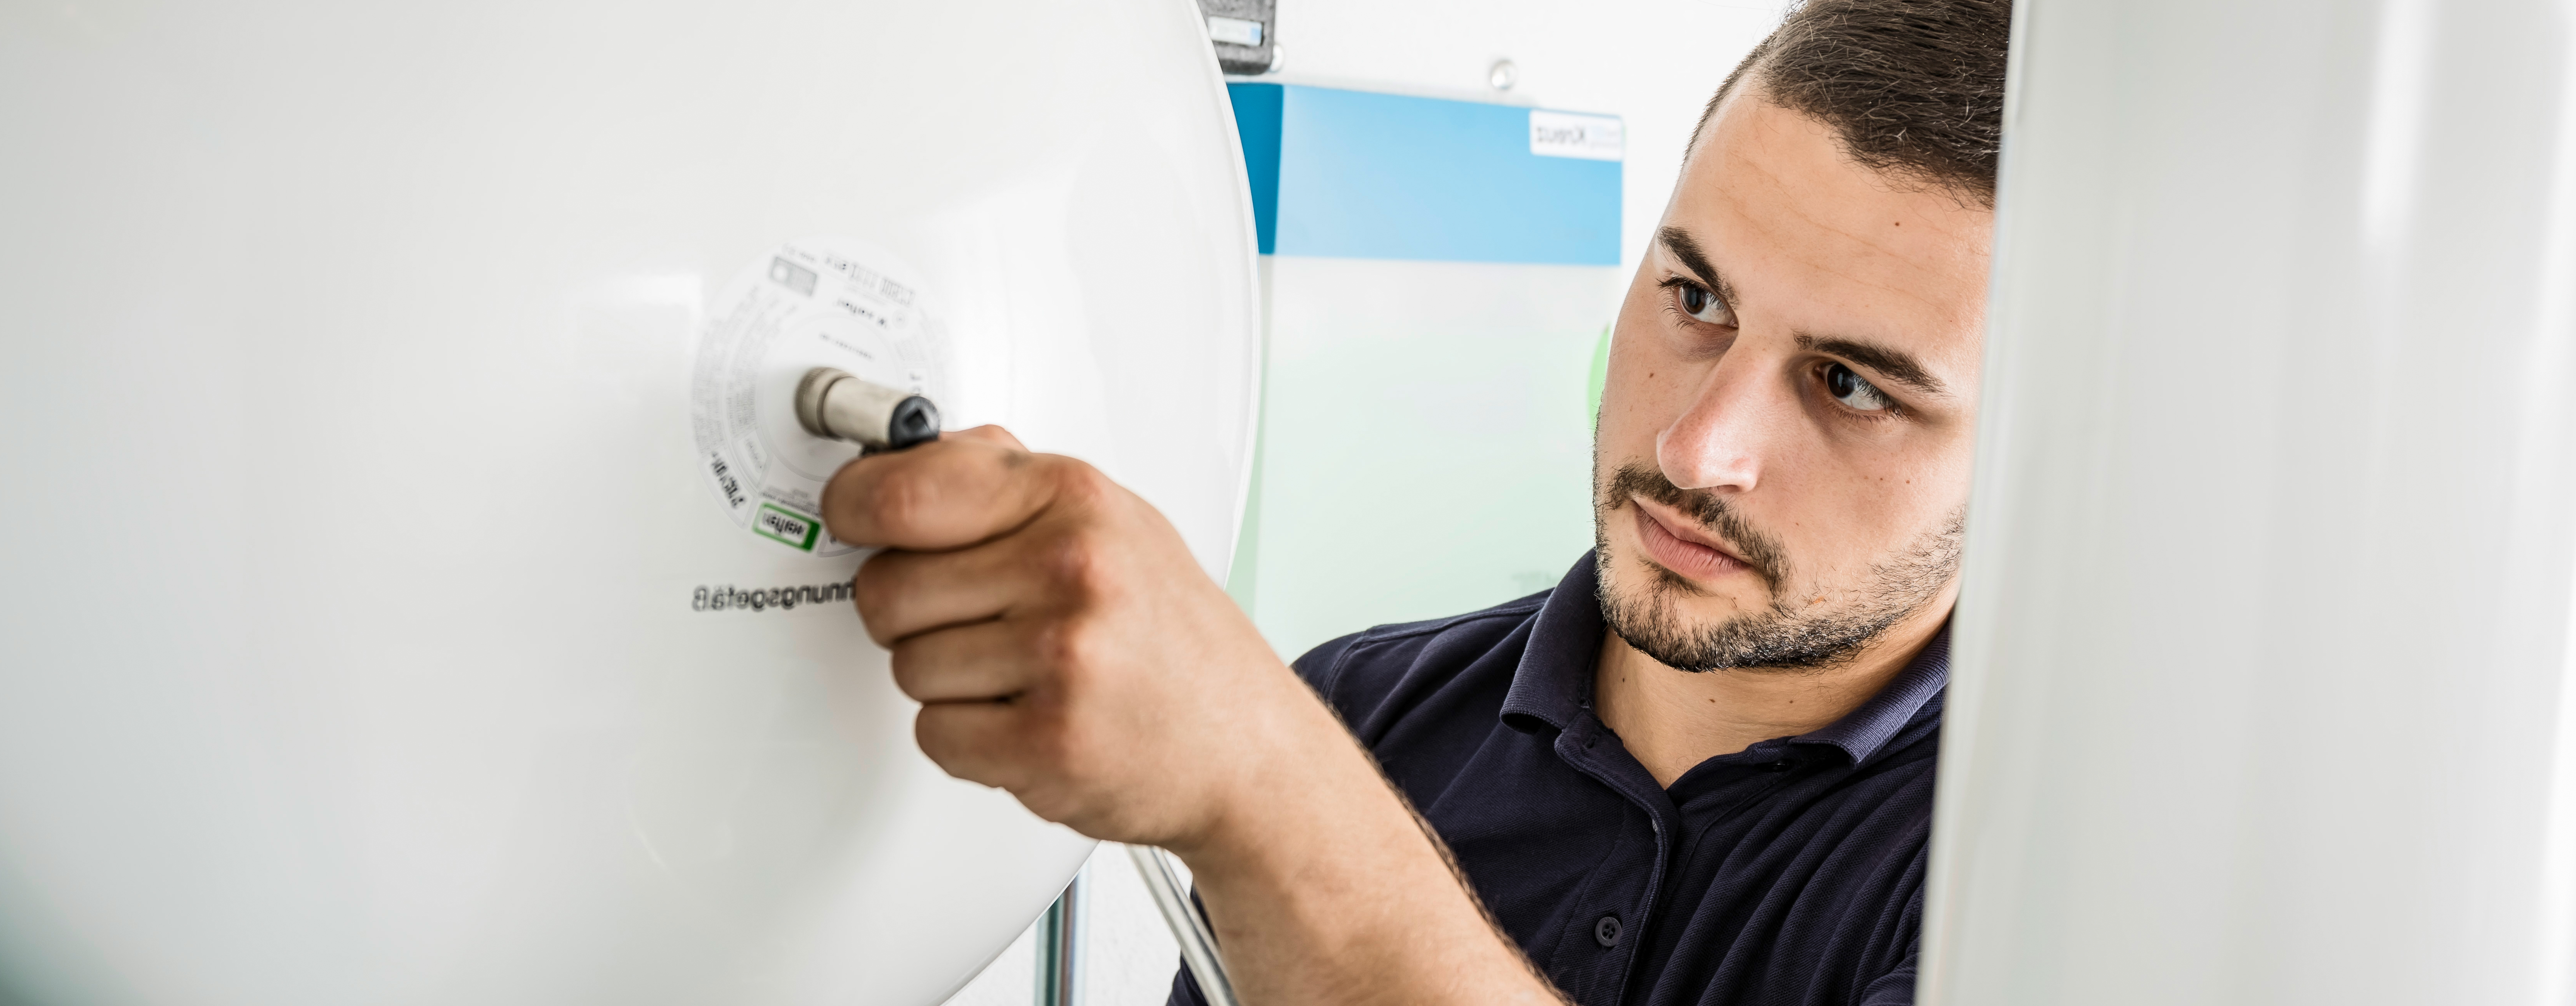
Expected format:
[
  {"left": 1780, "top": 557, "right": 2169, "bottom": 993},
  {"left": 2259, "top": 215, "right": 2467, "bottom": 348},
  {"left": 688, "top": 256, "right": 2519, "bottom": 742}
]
[{"left": 1603, "top": 463, "right": 1790, "bottom": 584}]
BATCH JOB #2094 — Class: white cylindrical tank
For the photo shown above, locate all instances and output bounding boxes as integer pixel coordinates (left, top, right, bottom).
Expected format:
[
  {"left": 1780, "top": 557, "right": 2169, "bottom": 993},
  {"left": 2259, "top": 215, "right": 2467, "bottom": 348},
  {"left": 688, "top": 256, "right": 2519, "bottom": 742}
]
[
  {"left": 0, "top": 2, "right": 1260, "bottom": 1004},
  {"left": 1925, "top": 0, "right": 2576, "bottom": 1004}
]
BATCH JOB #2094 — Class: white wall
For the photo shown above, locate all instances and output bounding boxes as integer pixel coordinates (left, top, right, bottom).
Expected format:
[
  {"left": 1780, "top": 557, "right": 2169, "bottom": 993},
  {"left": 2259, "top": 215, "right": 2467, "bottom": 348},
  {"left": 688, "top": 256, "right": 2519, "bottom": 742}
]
[{"left": 944, "top": 3, "right": 1786, "bottom": 1003}]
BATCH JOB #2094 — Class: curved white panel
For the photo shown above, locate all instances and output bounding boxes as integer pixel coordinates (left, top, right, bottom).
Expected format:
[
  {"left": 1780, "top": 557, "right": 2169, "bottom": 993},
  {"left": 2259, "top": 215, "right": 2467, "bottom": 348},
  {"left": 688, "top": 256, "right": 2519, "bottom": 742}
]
[
  {"left": 1926, "top": 1, "right": 2576, "bottom": 1004},
  {"left": 0, "top": 2, "right": 1259, "bottom": 1004}
]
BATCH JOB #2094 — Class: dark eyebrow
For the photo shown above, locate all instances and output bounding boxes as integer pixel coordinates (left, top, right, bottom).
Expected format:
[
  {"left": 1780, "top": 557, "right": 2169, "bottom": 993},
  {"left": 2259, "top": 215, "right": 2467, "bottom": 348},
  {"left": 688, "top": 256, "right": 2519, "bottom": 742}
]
[
  {"left": 1657, "top": 226, "right": 1735, "bottom": 302},
  {"left": 1661, "top": 225, "right": 1947, "bottom": 399},
  {"left": 1797, "top": 333, "right": 1950, "bottom": 398}
]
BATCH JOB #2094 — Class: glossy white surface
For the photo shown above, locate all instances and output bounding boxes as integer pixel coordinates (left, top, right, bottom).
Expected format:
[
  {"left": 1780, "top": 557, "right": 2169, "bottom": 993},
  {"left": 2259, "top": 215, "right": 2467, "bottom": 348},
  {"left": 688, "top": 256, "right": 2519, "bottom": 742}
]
[
  {"left": 0, "top": 2, "right": 1260, "bottom": 1004},
  {"left": 1924, "top": 1, "right": 2576, "bottom": 1004}
]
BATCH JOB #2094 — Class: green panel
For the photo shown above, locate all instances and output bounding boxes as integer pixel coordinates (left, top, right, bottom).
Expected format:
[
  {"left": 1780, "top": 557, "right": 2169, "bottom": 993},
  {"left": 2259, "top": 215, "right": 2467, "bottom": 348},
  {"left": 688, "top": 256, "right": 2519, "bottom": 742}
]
[
  {"left": 1237, "top": 257, "right": 1622, "bottom": 659},
  {"left": 1588, "top": 323, "right": 1612, "bottom": 428}
]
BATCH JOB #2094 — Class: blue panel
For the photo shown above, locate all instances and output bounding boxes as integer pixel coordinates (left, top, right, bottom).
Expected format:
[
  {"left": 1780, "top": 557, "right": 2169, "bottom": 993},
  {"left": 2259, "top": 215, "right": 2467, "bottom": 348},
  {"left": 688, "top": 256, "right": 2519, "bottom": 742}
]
[
  {"left": 1227, "top": 83, "right": 1284, "bottom": 255},
  {"left": 1254, "top": 84, "right": 1621, "bottom": 266}
]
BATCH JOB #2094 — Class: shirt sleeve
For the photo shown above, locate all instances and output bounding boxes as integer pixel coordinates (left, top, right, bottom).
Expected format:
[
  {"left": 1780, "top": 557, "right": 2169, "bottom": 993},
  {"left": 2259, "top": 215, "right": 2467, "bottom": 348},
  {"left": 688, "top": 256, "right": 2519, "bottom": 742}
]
[
  {"left": 1288, "top": 629, "right": 1367, "bottom": 702},
  {"left": 1857, "top": 900, "right": 1923, "bottom": 1006},
  {"left": 1162, "top": 957, "right": 1209, "bottom": 1006},
  {"left": 1858, "top": 961, "right": 1918, "bottom": 1006}
]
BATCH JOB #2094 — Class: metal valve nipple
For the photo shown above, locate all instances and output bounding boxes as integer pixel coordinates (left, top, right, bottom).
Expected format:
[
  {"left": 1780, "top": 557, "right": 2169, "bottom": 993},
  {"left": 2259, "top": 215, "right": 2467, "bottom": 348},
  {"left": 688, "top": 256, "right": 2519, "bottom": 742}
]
[{"left": 794, "top": 367, "right": 941, "bottom": 452}]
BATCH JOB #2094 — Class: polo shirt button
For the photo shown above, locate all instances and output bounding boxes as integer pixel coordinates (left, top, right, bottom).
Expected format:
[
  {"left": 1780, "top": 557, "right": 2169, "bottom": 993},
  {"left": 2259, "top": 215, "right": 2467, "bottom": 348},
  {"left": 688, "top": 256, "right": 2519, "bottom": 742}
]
[{"left": 1593, "top": 914, "right": 1623, "bottom": 948}]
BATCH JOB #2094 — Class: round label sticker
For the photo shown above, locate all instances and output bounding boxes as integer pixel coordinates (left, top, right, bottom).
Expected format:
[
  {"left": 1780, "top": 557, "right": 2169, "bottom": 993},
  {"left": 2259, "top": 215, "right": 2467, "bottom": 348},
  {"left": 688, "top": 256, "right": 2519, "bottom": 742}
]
[{"left": 690, "top": 238, "right": 941, "bottom": 556}]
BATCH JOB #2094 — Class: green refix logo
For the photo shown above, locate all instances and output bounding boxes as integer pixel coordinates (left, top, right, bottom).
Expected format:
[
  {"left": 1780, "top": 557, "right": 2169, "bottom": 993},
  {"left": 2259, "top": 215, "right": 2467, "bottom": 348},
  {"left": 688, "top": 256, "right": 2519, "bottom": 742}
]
[{"left": 754, "top": 503, "right": 821, "bottom": 551}]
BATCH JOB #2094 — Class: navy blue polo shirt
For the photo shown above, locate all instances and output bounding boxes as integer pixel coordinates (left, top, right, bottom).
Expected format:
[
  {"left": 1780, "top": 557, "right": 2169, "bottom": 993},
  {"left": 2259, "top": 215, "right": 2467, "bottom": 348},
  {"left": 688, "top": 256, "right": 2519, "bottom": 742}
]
[{"left": 1170, "top": 552, "right": 1945, "bottom": 1006}]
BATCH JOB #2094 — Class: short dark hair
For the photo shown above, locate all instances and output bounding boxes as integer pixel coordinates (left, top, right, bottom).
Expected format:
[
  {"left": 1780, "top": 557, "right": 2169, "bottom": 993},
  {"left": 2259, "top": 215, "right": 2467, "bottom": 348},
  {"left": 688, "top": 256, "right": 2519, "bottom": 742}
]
[{"left": 1698, "top": 0, "right": 2013, "bottom": 206}]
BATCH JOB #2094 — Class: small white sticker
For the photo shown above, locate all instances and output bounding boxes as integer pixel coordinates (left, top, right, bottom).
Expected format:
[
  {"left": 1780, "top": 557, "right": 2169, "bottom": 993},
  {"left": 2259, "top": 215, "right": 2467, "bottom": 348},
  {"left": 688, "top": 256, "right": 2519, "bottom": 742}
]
[
  {"left": 1530, "top": 110, "right": 1624, "bottom": 161},
  {"left": 1206, "top": 15, "right": 1264, "bottom": 47}
]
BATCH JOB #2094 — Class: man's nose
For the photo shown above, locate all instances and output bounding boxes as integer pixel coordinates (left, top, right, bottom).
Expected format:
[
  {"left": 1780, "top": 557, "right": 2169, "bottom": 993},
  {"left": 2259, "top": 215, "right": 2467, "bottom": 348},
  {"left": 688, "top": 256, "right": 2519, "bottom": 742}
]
[{"left": 1656, "top": 357, "right": 1789, "bottom": 492}]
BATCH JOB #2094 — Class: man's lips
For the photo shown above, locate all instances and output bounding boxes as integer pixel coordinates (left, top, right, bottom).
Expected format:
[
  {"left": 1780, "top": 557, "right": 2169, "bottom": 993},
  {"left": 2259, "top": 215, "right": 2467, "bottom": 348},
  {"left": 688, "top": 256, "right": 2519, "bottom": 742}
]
[{"left": 1629, "top": 497, "right": 1757, "bottom": 581}]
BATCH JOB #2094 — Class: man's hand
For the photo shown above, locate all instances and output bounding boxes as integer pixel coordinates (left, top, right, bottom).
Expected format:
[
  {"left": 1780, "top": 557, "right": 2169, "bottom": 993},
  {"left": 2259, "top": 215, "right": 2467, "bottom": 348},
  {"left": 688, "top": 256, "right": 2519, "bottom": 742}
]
[
  {"left": 820, "top": 426, "right": 1314, "bottom": 853},
  {"left": 821, "top": 427, "right": 1565, "bottom": 1006}
]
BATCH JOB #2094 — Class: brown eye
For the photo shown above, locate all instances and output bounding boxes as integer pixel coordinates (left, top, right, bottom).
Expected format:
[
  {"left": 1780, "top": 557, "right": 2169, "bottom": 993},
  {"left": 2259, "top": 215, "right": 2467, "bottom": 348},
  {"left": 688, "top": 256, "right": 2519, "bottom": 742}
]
[
  {"left": 1824, "top": 362, "right": 1893, "bottom": 411},
  {"left": 1674, "top": 282, "right": 1734, "bottom": 326}
]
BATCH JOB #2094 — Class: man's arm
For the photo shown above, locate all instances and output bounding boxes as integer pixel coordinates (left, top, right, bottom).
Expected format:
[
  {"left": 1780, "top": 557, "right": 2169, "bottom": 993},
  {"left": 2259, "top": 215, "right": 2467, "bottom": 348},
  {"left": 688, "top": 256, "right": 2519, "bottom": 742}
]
[{"left": 821, "top": 427, "right": 1563, "bottom": 1006}]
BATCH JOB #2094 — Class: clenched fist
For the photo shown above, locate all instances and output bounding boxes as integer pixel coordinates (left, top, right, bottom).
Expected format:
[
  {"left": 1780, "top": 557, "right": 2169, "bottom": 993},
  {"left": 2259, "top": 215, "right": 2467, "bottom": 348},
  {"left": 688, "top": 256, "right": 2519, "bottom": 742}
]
[
  {"left": 820, "top": 426, "right": 1322, "bottom": 853},
  {"left": 822, "top": 427, "right": 1564, "bottom": 1006}
]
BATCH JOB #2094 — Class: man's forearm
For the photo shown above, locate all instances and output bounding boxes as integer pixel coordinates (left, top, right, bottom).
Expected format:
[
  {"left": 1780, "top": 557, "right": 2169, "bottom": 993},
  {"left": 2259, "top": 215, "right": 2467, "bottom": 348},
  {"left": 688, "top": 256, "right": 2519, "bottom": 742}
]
[
  {"left": 818, "top": 436, "right": 1559, "bottom": 1004},
  {"left": 1174, "top": 690, "right": 1566, "bottom": 1006}
]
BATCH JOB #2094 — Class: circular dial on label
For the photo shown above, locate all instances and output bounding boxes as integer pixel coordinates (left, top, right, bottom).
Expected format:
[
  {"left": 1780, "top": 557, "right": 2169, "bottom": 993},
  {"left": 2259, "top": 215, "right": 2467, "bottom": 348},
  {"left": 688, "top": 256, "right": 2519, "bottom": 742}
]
[{"left": 691, "top": 238, "right": 944, "bottom": 556}]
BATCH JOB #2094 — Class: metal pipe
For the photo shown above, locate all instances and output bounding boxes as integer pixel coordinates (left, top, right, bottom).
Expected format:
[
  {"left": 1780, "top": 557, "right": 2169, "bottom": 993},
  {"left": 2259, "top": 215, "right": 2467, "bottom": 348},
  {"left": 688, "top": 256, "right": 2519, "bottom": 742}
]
[
  {"left": 1034, "top": 868, "right": 1084, "bottom": 1006},
  {"left": 1127, "top": 844, "right": 1239, "bottom": 1006},
  {"left": 793, "top": 367, "right": 940, "bottom": 451}
]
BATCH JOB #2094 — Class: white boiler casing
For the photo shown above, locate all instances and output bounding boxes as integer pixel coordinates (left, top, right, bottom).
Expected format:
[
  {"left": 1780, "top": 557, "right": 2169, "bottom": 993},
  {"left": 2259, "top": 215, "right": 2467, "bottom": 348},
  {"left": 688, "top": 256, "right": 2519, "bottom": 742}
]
[
  {"left": 1926, "top": 0, "right": 2576, "bottom": 1004},
  {"left": 0, "top": 2, "right": 1260, "bottom": 1004}
]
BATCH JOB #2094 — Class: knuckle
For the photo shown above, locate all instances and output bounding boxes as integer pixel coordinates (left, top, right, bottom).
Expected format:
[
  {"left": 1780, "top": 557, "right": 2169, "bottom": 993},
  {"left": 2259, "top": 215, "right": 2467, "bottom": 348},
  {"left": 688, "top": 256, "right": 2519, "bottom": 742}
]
[
  {"left": 886, "top": 644, "right": 931, "bottom": 699},
  {"left": 848, "top": 564, "right": 903, "bottom": 642},
  {"left": 912, "top": 709, "right": 961, "bottom": 769},
  {"left": 1049, "top": 459, "right": 1116, "bottom": 508},
  {"left": 1037, "top": 527, "right": 1104, "bottom": 593},
  {"left": 1029, "top": 618, "right": 1102, "bottom": 678},
  {"left": 850, "top": 560, "right": 891, "bottom": 611},
  {"left": 860, "top": 469, "right": 934, "bottom": 534},
  {"left": 915, "top": 708, "right": 1016, "bottom": 791}
]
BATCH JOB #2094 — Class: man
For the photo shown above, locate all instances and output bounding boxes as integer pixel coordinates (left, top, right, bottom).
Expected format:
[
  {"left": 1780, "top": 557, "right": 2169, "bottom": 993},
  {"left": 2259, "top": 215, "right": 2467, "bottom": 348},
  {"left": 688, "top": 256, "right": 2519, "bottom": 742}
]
[{"left": 820, "top": 0, "right": 2008, "bottom": 1002}]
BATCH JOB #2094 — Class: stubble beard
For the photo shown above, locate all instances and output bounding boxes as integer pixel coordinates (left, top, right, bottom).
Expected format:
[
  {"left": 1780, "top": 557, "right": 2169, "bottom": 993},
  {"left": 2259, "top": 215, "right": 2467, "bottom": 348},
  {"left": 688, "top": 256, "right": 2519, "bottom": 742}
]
[{"left": 1592, "top": 461, "right": 1963, "bottom": 673}]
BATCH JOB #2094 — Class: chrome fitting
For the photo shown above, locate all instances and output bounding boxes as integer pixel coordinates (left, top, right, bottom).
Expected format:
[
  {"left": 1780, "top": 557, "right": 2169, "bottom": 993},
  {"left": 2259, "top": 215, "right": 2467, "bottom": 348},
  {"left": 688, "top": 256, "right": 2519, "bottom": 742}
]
[{"left": 794, "top": 367, "right": 941, "bottom": 451}]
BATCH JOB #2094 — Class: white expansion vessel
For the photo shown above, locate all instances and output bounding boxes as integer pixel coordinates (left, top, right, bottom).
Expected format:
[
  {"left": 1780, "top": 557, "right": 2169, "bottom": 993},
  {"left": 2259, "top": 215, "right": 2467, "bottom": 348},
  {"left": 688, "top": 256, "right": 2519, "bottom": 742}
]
[{"left": 0, "top": 2, "right": 1262, "bottom": 1003}]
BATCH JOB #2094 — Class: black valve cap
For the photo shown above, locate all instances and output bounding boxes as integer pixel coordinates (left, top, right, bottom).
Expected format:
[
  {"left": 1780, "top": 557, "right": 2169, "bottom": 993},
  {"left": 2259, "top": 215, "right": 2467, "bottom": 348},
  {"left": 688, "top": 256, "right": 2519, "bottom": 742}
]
[{"left": 887, "top": 396, "right": 941, "bottom": 450}]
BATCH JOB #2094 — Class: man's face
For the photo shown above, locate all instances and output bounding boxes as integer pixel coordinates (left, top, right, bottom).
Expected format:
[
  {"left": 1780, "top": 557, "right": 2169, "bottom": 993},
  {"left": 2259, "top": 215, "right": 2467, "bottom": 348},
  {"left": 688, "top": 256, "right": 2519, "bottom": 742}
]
[{"left": 1593, "top": 93, "right": 1992, "bottom": 671}]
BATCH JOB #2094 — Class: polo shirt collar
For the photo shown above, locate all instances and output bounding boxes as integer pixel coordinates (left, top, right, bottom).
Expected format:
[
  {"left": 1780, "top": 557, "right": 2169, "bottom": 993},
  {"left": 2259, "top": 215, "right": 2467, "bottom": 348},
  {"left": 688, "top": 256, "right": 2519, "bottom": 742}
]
[
  {"left": 1500, "top": 553, "right": 1610, "bottom": 734},
  {"left": 1499, "top": 551, "right": 1951, "bottom": 768},
  {"left": 1793, "top": 625, "right": 1948, "bottom": 767}
]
